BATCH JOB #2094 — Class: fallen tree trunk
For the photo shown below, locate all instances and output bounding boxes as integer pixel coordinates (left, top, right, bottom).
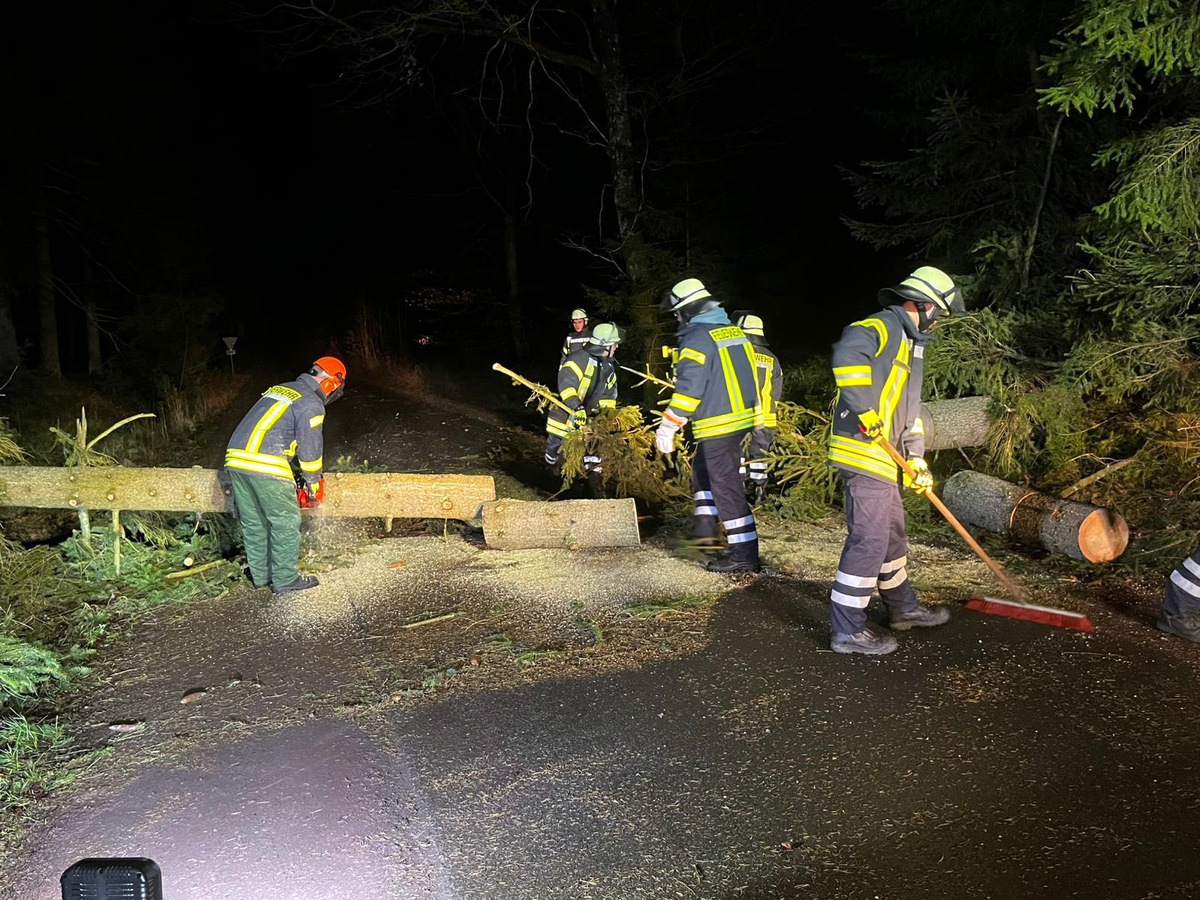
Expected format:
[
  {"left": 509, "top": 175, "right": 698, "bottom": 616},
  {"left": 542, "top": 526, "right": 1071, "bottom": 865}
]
[
  {"left": 940, "top": 470, "right": 1128, "bottom": 563},
  {"left": 482, "top": 498, "right": 640, "bottom": 550},
  {"left": 0, "top": 466, "right": 495, "bottom": 522},
  {"left": 921, "top": 397, "right": 993, "bottom": 451}
]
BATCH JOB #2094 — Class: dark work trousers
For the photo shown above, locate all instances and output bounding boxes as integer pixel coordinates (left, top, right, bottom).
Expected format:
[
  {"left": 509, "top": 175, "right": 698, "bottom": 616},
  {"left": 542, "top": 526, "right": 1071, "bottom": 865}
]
[
  {"left": 743, "top": 426, "right": 774, "bottom": 484},
  {"left": 1162, "top": 543, "right": 1200, "bottom": 618},
  {"left": 229, "top": 470, "right": 301, "bottom": 588},
  {"left": 830, "top": 470, "right": 919, "bottom": 635},
  {"left": 692, "top": 429, "right": 758, "bottom": 563}
]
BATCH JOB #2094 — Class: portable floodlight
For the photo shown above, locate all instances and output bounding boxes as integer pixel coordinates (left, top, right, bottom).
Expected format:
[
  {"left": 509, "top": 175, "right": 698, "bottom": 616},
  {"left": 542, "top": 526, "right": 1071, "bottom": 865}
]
[{"left": 61, "top": 858, "right": 163, "bottom": 899}]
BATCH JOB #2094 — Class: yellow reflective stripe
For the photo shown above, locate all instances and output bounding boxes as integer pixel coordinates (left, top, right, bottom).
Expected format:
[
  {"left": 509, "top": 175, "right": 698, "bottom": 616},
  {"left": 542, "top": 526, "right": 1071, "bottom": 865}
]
[
  {"left": 224, "top": 451, "right": 294, "bottom": 480},
  {"left": 546, "top": 419, "right": 571, "bottom": 436},
  {"left": 709, "top": 326, "right": 742, "bottom": 342},
  {"left": 246, "top": 401, "right": 289, "bottom": 452},
  {"left": 717, "top": 346, "right": 744, "bottom": 413},
  {"left": 299, "top": 457, "right": 323, "bottom": 473},
  {"left": 851, "top": 318, "right": 889, "bottom": 358},
  {"left": 878, "top": 340, "right": 911, "bottom": 436},
  {"left": 309, "top": 414, "right": 325, "bottom": 428},
  {"left": 760, "top": 363, "right": 774, "bottom": 418},
  {"left": 561, "top": 387, "right": 579, "bottom": 400},
  {"left": 828, "top": 436, "right": 897, "bottom": 479},
  {"left": 671, "top": 394, "right": 701, "bottom": 412},
  {"left": 577, "top": 365, "right": 595, "bottom": 402},
  {"left": 679, "top": 348, "right": 706, "bottom": 365},
  {"left": 693, "top": 410, "right": 756, "bottom": 439},
  {"left": 562, "top": 360, "right": 584, "bottom": 380},
  {"left": 226, "top": 448, "right": 289, "bottom": 467},
  {"left": 833, "top": 365, "right": 872, "bottom": 387},
  {"left": 598, "top": 399, "right": 616, "bottom": 408}
]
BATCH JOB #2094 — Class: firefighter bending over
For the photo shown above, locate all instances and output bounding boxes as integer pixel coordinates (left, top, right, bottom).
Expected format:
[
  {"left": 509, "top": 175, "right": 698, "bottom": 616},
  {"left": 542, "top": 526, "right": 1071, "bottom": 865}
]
[
  {"left": 545, "top": 323, "right": 621, "bottom": 493},
  {"left": 224, "top": 356, "right": 346, "bottom": 595}
]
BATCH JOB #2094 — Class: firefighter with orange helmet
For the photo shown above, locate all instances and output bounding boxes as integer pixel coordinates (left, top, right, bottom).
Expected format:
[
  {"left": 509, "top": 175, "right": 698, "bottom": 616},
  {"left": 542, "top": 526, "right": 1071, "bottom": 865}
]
[{"left": 224, "top": 356, "right": 346, "bottom": 594}]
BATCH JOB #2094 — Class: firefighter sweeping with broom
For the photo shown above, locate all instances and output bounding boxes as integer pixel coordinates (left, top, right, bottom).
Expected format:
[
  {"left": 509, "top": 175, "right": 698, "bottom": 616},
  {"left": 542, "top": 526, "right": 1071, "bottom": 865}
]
[
  {"left": 224, "top": 356, "right": 346, "bottom": 595},
  {"left": 826, "top": 267, "right": 963, "bottom": 655}
]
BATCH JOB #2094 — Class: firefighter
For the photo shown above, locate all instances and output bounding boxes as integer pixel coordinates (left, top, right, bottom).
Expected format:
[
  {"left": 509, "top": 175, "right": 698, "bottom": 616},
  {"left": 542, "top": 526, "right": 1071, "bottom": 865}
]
[
  {"left": 560, "top": 308, "right": 592, "bottom": 360},
  {"left": 1156, "top": 544, "right": 1200, "bottom": 642},
  {"left": 224, "top": 356, "right": 346, "bottom": 594},
  {"left": 827, "top": 266, "right": 964, "bottom": 655},
  {"left": 733, "top": 311, "right": 782, "bottom": 502},
  {"left": 545, "top": 323, "right": 622, "bottom": 489},
  {"left": 655, "top": 278, "right": 760, "bottom": 574}
]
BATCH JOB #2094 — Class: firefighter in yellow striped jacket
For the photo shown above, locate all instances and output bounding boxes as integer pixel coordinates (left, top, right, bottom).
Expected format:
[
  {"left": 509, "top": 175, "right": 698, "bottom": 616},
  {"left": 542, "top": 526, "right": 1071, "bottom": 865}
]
[
  {"left": 827, "top": 267, "right": 963, "bottom": 655},
  {"left": 656, "top": 278, "right": 760, "bottom": 574},
  {"left": 733, "top": 312, "right": 782, "bottom": 500},
  {"left": 545, "top": 323, "right": 621, "bottom": 471},
  {"left": 225, "top": 356, "right": 346, "bottom": 595}
]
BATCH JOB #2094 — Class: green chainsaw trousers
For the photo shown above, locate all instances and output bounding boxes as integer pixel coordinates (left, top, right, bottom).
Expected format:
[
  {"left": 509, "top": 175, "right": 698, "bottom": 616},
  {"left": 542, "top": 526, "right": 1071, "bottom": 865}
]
[{"left": 229, "top": 470, "right": 301, "bottom": 588}]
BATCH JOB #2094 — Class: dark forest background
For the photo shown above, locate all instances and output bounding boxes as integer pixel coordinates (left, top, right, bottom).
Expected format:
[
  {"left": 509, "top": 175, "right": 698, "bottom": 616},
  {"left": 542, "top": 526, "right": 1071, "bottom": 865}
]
[{"left": 2, "top": 0, "right": 1199, "bottom": 539}]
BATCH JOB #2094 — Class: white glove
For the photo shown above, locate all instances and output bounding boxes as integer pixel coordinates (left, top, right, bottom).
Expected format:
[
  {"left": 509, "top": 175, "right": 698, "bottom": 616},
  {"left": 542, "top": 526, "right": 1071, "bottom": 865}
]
[{"left": 655, "top": 412, "right": 687, "bottom": 454}]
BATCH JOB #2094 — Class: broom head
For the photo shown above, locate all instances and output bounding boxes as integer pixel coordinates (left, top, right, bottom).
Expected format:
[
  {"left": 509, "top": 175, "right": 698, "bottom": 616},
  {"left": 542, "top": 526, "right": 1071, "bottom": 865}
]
[{"left": 965, "top": 596, "right": 1095, "bottom": 632}]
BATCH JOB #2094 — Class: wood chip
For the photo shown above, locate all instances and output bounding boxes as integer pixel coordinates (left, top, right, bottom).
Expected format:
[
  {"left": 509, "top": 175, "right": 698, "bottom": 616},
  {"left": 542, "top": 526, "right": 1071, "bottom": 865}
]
[
  {"left": 388, "top": 560, "right": 407, "bottom": 569},
  {"left": 180, "top": 688, "right": 207, "bottom": 704},
  {"left": 108, "top": 721, "right": 144, "bottom": 733}
]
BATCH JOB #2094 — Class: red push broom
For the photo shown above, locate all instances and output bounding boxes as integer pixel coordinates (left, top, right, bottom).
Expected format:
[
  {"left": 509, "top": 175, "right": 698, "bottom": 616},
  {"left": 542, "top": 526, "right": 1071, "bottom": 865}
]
[{"left": 876, "top": 435, "right": 1094, "bottom": 632}]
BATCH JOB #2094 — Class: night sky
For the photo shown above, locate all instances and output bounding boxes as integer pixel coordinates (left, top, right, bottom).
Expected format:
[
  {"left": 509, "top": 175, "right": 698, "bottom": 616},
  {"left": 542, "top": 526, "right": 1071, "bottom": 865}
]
[{"left": 1, "top": 1, "right": 907, "bottom": 377}]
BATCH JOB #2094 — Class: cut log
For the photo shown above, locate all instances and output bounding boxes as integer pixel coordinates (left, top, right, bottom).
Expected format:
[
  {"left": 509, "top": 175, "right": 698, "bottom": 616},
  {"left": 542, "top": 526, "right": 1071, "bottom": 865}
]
[
  {"left": 482, "top": 498, "right": 640, "bottom": 550},
  {"left": 940, "top": 470, "right": 1128, "bottom": 563},
  {"left": 920, "top": 397, "right": 993, "bottom": 451},
  {"left": 0, "top": 466, "right": 495, "bottom": 522}
]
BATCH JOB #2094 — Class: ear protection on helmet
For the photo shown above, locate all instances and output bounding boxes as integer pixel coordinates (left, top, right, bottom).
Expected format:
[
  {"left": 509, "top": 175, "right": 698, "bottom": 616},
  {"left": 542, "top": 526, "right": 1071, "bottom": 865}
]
[{"left": 310, "top": 356, "right": 347, "bottom": 404}]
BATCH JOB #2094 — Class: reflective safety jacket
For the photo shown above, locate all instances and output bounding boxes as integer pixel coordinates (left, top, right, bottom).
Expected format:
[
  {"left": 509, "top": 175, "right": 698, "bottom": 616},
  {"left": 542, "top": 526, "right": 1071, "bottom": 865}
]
[
  {"left": 561, "top": 326, "right": 593, "bottom": 360},
  {"left": 225, "top": 374, "right": 327, "bottom": 484},
  {"left": 546, "top": 347, "right": 615, "bottom": 437},
  {"left": 828, "top": 306, "right": 934, "bottom": 483},
  {"left": 665, "top": 320, "right": 758, "bottom": 440},
  {"left": 749, "top": 338, "right": 783, "bottom": 430}
]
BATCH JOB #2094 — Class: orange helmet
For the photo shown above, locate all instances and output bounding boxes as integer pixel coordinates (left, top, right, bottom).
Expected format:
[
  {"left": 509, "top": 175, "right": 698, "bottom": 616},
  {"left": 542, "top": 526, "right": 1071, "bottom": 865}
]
[{"left": 310, "top": 356, "right": 347, "bottom": 403}]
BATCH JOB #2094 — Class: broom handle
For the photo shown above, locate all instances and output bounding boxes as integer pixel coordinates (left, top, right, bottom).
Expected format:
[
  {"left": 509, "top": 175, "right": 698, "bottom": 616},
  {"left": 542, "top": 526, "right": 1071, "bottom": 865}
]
[
  {"left": 876, "top": 434, "right": 1030, "bottom": 604},
  {"left": 492, "top": 363, "right": 575, "bottom": 414}
]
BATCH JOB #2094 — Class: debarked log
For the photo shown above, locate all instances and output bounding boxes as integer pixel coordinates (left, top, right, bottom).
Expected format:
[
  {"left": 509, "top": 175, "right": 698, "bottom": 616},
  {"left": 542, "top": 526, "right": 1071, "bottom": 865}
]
[
  {"left": 0, "top": 466, "right": 496, "bottom": 522},
  {"left": 920, "top": 397, "right": 993, "bottom": 451},
  {"left": 482, "top": 498, "right": 640, "bottom": 550},
  {"left": 940, "top": 470, "right": 1128, "bottom": 563}
]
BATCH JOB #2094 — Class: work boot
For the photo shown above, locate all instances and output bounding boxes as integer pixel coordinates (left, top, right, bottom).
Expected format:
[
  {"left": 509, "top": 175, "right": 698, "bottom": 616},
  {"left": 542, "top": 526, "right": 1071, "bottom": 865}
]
[
  {"left": 1156, "top": 610, "right": 1200, "bottom": 643},
  {"left": 889, "top": 602, "right": 951, "bottom": 631},
  {"left": 705, "top": 557, "right": 760, "bottom": 575},
  {"left": 830, "top": 626, "right": 899, "bottom": 656},
  {"left": 272, "top": 575, "right": 320, "bottom": 595}
]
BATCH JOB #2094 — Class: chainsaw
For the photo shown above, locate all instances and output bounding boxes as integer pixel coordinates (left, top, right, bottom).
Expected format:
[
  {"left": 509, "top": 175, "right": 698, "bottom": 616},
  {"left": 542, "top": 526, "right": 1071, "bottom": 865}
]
[{"left": 295, "top": 474, "right": 325, "bottom": 509}]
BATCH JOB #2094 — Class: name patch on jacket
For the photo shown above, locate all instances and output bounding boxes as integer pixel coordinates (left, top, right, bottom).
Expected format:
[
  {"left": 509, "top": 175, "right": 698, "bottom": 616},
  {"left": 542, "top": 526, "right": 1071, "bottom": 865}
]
[{"left": 263, "top": 386, "right": 302, "bottom": 403}]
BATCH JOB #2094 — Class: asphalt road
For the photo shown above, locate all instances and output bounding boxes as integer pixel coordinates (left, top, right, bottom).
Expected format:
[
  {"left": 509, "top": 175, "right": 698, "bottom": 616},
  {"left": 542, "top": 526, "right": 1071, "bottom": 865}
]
[{"left": 387, "top": 579, "right": 1200, "bottom": 899}]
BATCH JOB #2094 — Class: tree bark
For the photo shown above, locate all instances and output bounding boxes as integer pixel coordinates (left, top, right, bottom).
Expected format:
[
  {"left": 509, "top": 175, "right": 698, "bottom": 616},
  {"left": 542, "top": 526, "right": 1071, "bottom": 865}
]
[
  {"left": 82, "top": 245, "right": 103, "bottom": 376},
  {"left": 0, "top": 467, "right": 497, "bottom": 522},
  {"left": 504, "top": 181, "right": 524, "bottom": 356},
  {"left": 921, "top": 397, "right": 993, "bottom": 451},
  {"left": 940, "top": 470, "right": 1129, "bottom": 563},
  {"left": 30, "top": 165, "right": 61, "bottom": 378}
]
